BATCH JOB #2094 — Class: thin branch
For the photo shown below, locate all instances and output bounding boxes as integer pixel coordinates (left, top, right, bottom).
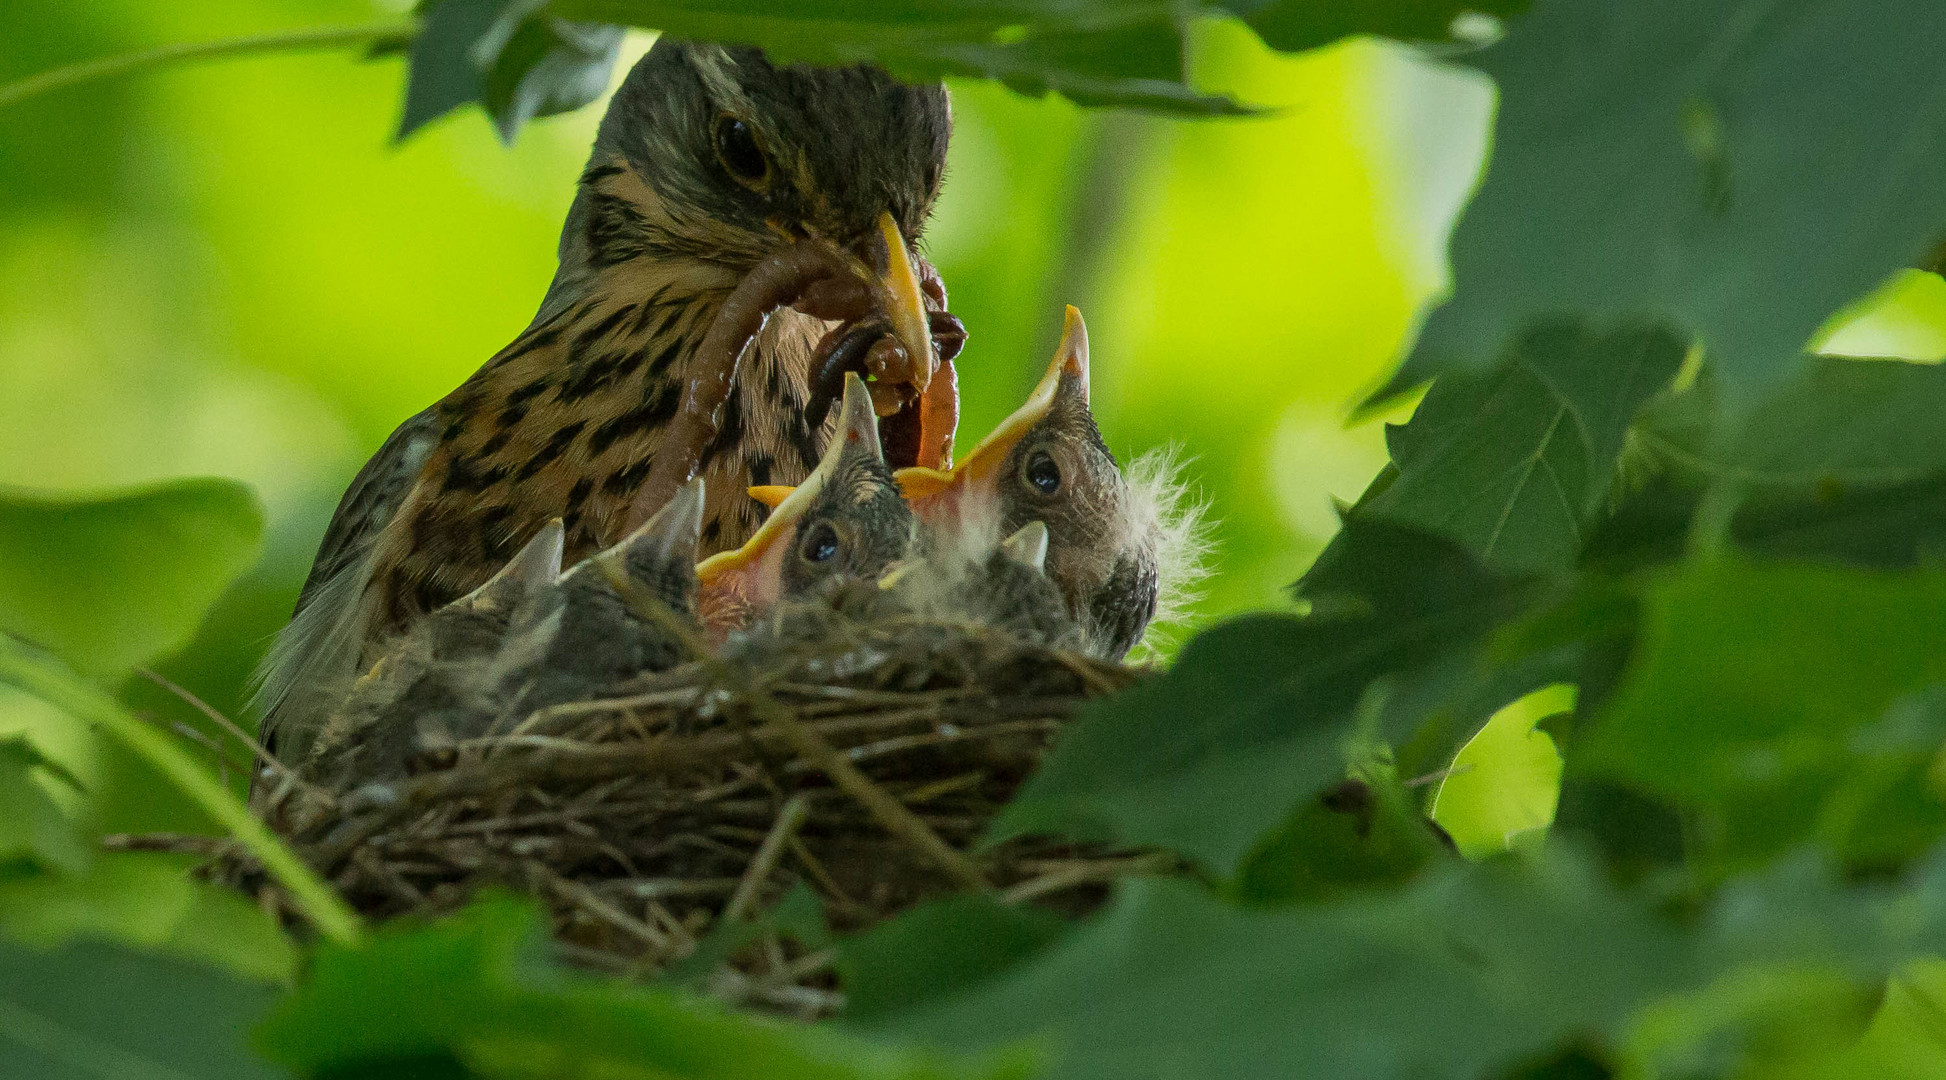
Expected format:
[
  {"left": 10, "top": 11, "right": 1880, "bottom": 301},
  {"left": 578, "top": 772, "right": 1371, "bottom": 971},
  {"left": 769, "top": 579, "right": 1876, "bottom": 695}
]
[
  {"left": 135, "top": 668, "right": 292, "bottom": 782},
  {"left": 0, "top": 22, "right": 414, "bottom": 111},
  {"left": 722, "top": 793, "right": 812, "bottom": 925}
]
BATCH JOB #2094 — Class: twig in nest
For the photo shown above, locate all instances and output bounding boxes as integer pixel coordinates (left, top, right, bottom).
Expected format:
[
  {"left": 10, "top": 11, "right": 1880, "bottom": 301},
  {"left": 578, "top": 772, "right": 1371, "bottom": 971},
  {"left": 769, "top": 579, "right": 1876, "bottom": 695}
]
[
  {"left": 723, "top": 792, "right": 812, "bottom": 924},
  {"left": 604, "top": 563, "right": 993, "bottom": 892}
]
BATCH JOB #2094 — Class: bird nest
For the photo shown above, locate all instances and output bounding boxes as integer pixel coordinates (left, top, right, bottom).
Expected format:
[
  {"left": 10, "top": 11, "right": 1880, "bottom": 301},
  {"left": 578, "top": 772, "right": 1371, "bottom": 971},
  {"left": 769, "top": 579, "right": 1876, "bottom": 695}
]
[{"left": 188, "top": 599, "right": 1158, "bottom": 1014}]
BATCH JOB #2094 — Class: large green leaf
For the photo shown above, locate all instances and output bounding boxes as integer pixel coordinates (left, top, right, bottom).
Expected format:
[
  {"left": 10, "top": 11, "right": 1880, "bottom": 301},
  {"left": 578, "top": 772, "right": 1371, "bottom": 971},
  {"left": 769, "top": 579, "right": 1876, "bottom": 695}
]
[
  {"left": 0, "top": 479, "right": 263, "bottom": 677},
  {"left": 1233, "top": 0, "right": 1531, "bottom": 53},
  {"left": 401, "top": 0, "right": 1540, "bottom": 139},
  {"left": 836, "top": 895, "right": 1069, "bottom": 1024},
  {"left": 874, "top": 851, "right": 1946, "bottom": 1080},
  {"left": 1392, "top": 0, "right": 1946, "bottom": 404},
  {"left": 995, "top": 521, "right": 1545, "bottom": 876},
  {"left": 1576, "top": 560, "right": 1946, "bottom": 868},
  {"left": 256, "top": 894, "right": 1027, "bottom": 1080},
  {"left": 0, "top": 855, "right": 297, "bottom": 984},
  {"left": 1349, "top": 323, "right": 1684, "bottom": 576},
  {"left": 0, "top": 937, "right": 283, "bottom": 1080}
]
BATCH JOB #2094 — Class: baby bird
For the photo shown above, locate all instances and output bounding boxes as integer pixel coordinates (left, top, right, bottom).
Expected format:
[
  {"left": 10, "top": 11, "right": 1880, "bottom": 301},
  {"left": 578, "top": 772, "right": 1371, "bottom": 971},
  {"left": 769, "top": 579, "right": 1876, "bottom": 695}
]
[
  {"left": 491, "top": 477, "right": 707, "bottom": 724},
  {"left": 698, "top": 372, "right": 913, "bottom": 637},
  {"left": 880, "top": 520, "right": 1081, "bottom": 650},
  {"left": 894, "top": 307, "right": 1194, "bottom": 660},
  {"left": 293, "top": 520, "right": 567, "bottom": 789}
]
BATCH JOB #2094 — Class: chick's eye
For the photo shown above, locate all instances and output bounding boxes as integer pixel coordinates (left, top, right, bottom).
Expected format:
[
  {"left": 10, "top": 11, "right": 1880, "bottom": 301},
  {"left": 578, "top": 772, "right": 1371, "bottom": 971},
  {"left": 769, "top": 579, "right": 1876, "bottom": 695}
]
[
  {"left": 1024, "top": 450, "right": 1061, "bottom": 496},
  {"left": 801, "top": 522, "right": 840, "bottom": 564},
  {"left": 713, "top": 116, "right": 768, "bottom": 185}
]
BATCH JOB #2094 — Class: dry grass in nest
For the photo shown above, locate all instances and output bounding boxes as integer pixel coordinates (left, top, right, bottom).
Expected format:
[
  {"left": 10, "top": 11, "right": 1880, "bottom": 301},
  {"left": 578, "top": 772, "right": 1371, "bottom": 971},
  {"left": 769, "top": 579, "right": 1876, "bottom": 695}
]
[{"left": 124, "top": 602, "right": 1169, "bottom": 1017}]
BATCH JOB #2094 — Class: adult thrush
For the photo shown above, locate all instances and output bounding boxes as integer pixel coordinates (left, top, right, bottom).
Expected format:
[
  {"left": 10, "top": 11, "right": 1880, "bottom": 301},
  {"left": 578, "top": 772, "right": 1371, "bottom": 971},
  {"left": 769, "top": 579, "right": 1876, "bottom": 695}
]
[{"left": 260, "top": 40, "right": 960, "bottom": 763}]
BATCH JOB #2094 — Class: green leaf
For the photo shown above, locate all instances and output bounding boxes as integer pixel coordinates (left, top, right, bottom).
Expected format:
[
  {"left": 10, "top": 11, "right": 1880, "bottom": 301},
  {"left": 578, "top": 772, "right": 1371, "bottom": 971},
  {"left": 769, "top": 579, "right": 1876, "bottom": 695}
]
[
  {"left": 0, "top": 735, "right": 89, "bottom": 875},
  {"left": 0, "top": 854, "right": 297, "bottom": 984},
  {"left": 0, "top": 937, "right": 282, "bottom": 1080},
  {"left": 0, "top": 479, "right": 263, "bottom": 677},
  {"left": 1430, "top": 685, "right": 1571, "bottom": 859},
  {"left": 1234, "top": 0, "right": 1531, "bottom": 53},
  {"left": 1640, "top": 357, "right": 1946, "bottom": 489},
  {"left": 836, "top": 895, "right": 1069, "bottom": 1024},
  {"left": 1576, "top": 560, "right": 1946, "bottom": 868},
  {"left": 996, "top": 521, "right": 1541, "bottom": 876},
  {"left": 877, "top": 850, "right": 1946, "bottom": 1080},
  {"left": 400, "top": 0, "right": 623, "bottom": 142},
  {"left": 1355, "top": 323, "right": 1685, "bottom": 576},
  {"left": 1232, "top": 775, "right": 1449, "bottom": 904},
  {"left": 1392, "top": 0, "right": 1946, "bottom": 404},
  {"left": 257, "top": 894, "right": 1028, "bottom": 1080}
]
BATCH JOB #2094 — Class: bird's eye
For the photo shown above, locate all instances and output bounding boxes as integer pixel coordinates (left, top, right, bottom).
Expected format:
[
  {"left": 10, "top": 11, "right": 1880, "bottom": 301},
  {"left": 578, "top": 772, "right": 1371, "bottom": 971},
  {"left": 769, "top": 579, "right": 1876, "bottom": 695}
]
[
  {"left": 801, "top": 522, "right": 840, "bottom": 564},
  {"left": 1024, "top": 450, "right": 1061, "bottom": 496},
  {"left": 713, "top": 116, "right": 769, "bottom": 186}
]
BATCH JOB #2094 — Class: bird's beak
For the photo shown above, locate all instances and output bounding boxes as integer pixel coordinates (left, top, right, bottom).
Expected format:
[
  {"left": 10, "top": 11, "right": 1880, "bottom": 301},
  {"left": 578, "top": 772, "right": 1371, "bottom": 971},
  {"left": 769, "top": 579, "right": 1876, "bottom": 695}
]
[
  {"left": 597, "top": 477, "right": 705, "bottom": 579},
  {"left": 450, "top": 518, "right": 564, "bottom": 613},
  {"left": 999, "top": 521, "right": 1050, "bottom": 572},
  {"left": 870, "top": 211, "right": 937, "bottom": 397},
  {"left": 895, "top": 305, "right": 1089, "bottom": 520},
  {"left": 700, "top": 373, "right": 878, "bottom": 631}
]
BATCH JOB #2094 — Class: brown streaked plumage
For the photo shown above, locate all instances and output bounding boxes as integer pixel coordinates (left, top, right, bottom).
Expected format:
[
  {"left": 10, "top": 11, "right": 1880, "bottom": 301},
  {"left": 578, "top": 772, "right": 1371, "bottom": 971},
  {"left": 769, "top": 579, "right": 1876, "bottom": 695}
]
[{"left": 256, "top": 40, "right": 955, "bottom": 766}]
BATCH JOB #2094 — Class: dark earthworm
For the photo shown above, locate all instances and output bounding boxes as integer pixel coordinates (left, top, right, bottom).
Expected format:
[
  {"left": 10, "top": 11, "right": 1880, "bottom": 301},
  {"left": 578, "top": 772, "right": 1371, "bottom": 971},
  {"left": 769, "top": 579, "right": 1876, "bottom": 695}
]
[{"left": 805, "top": 318, "right": 889, "bottom": 429}]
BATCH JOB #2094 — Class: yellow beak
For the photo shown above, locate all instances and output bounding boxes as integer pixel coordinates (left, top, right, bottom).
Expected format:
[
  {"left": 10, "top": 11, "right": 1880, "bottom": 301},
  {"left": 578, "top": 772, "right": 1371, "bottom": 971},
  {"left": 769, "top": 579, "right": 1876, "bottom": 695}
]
[
  {"left": 872, "top": 211, "right": 936, "bottom": 396},
  {"left": 894, "top": 305, "right": 1089, "bottom": 512},
  {"left": 698, "top": 373, "right": 879, "bottom": 630}
]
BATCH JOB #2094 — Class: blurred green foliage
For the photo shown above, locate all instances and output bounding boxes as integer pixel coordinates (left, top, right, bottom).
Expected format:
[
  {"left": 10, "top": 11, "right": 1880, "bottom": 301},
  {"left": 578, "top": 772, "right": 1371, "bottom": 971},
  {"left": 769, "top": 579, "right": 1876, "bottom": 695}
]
[
  {"left": 10, "top": 3, "right": 1946, "bottom": 1078},
  {"left": 0, "top": 2, "right": 1475, "bottom": 824}
]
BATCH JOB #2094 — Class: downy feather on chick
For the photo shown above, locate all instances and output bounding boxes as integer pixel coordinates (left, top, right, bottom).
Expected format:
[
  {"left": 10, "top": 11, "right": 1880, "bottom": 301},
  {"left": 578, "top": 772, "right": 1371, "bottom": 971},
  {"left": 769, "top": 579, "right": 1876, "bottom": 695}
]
[{"left": 297, "top": 519, "right": 566, "bottom": 789}]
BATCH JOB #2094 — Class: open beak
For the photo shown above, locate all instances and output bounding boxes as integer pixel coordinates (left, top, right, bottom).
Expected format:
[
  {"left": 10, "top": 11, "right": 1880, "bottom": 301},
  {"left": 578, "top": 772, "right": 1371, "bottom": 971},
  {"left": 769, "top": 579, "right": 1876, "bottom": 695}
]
[
  {"left": 894, "top": 305, "right": 1089, "bottom": 523},
  {"left": 701, "top": 373, "right": 879, "bottom": 632}
]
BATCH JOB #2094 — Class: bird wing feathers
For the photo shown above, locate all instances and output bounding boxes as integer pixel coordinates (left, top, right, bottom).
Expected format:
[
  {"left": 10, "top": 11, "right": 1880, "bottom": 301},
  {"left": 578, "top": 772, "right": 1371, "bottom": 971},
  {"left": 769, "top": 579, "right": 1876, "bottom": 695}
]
[{"left": 253, "top": 409, "right": 440, "bottom": 762}]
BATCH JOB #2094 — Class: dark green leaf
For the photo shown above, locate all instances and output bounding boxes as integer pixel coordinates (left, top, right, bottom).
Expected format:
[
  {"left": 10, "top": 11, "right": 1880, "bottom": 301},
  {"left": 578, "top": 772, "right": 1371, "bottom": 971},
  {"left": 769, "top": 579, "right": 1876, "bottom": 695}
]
[
  {"left": 1233, "top": 775, "right": 1449, "bottom": 904},
  {"left": 1639, "top": 357, "right": 1946, "bottom": 490},
  {"left": 1352, "top": 323, "right": 1684, "bottom": 576},
  {"left": 877, "top": 850, "right": 1946, "bottom": 1080},
  {"left": 400, "top": 0, "right": 623, "bottom": 142},
  {"left": 836, "top": 895, "right": 1069, "bottom": 1023},
  {"left": 1392, "top": 0, "right": 1946, "bottom": 404},
  {"left": 0, "top": 937, "right": 282, "bottom": 1080},
  {"left": 1576, "top": 560, "right": 1946, "bottom": 868},
  {"left": 0, "top": 479, "right": 263, "bottom": 676},
  {"left": 996, "top": 521, "right": 1536, "bottom": 876},
  {"left": 256, "top": 894, "right": 1027, "bottom": 1080}
]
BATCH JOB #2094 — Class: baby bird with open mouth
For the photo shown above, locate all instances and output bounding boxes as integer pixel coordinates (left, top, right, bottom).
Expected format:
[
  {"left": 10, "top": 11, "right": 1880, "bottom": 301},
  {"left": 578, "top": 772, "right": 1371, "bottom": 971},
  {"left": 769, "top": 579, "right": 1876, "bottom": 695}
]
[
  {"left": 890, "top": 307, "right": 1203, "bottom": 660},
  {"left": 698, "top": 372, "right": 914, "bottom": 640}
]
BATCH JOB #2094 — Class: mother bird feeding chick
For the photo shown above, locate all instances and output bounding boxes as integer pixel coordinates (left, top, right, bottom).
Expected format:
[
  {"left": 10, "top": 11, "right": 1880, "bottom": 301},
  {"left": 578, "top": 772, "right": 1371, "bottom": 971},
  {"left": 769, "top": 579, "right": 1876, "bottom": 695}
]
[{"left": 257, "top": 40, "right": 962, "bottom": 766}]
